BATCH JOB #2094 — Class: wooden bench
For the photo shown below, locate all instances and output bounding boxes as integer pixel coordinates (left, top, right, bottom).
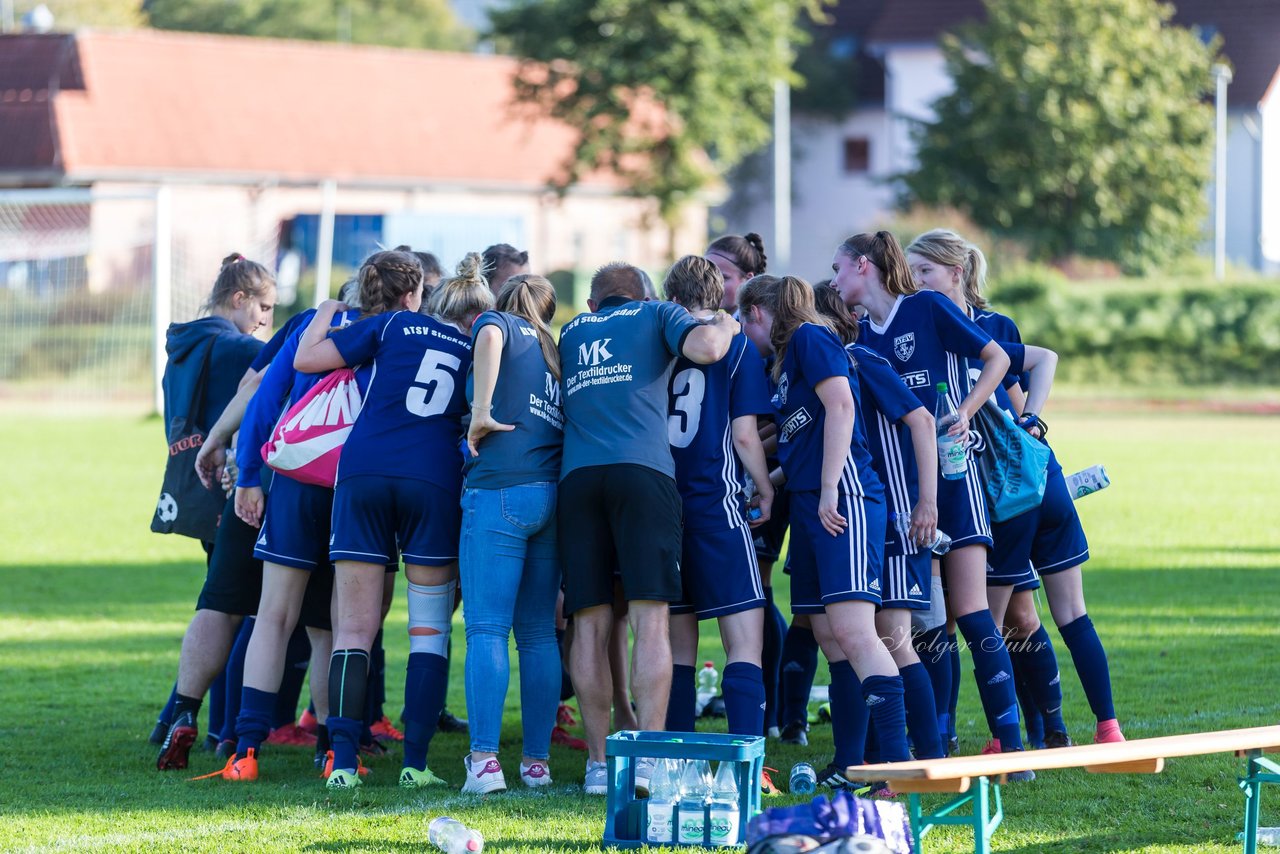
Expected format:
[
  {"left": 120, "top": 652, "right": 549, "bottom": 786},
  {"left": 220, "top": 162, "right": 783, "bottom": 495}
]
[{"left": 843, "top": 725, "right": 1280, "bottom": 854}]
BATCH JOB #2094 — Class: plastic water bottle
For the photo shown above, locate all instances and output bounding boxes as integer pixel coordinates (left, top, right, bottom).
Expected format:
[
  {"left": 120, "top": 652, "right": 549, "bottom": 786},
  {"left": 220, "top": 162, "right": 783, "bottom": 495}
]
[
  {"left": 707, "top": 761, "right": 740, "bottom": 847},
  {"left": 428, "top": 817, "right": 484, "bottom": 854},
  {"left": 695, "top": 661, "right": 719, "bottom": 716},
  {"left": 890, "top": 512, "right": 953, "bottom": 556},
  {"left": 934, "top": 382, "right": 966, "bottom": 480},
  {"left": 677, "top": 760, "right": 710, "bottom": 845},
  {"left": 789, "top": 761, "right": 817, "bottom": 795},
  {"left": 1065, "top": 464, "right": 1111, "bottom": 500},
  {"left": 645, "top": 758, "right": 678, "bottom": 844}
]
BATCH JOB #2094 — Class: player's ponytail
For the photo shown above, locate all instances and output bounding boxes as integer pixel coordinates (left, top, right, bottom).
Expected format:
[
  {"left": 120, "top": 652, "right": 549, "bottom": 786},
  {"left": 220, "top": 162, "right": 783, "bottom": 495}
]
[
  {"left": 812, "top": 282, "right": 859, "bottom": 346},
  {"left": 357, "top": 249, "right": 423, "bottom": 317},
  {"left": 706, "top": 232, "right": 768, "bottom": 277},
  {"left": 203, "top": 252, "right": 274, "bottom": 315},
  {"left": 496, "top": 274, "right": 560, "bottom": 381},
  {"left": 905, "top": 228, "right": 990, "bottom": 310},
  {"left": 739, "top": 273, "right": 831, "bottom": 382},
  {"left": 429, "top": 252, "right": 495, "bottom": 328}
]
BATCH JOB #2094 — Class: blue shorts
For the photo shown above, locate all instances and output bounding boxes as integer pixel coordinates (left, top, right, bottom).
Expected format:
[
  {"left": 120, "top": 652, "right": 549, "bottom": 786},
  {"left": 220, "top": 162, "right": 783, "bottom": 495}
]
[
  {"left": 672, "top": 522, "right": 765, "bottom": 619},
  {"left": 881, "top": 549, "right": 932, "bottom": 610},
  {"left": 254, "top": 475, "right": 334, "bottom": 571},
  {"left": 988, "top": 466, "right": 1088, "bottom": 587},
  {"left": 751, "top": 486, "right": 791, "bottom": 563},
  {"left": 937, "top": 458, "right": 993, "bottom": 550},
  {"left": 330, "top": 475, "right": 461, "bottom": 566},
  {"left": 787, "top": 490, "right": 885, "bottom": 614}
]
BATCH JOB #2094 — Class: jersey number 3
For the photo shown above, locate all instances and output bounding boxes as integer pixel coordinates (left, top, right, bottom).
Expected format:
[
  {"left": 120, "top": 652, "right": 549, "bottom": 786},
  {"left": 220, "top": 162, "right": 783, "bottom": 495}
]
[
  {"left": 406, "top": 349, "right": 462, "bottom": 417},
  {"left": 668, "top": 368, "right": 706, "bottom": 448}
]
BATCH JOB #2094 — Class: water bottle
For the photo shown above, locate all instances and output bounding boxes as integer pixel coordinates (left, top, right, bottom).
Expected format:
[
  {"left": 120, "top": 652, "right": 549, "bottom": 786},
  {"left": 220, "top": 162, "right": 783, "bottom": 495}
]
[
  {"left": 934, "top": 382, "right": 966, "bottom": 480},
  {"left": 789, "top": 761, "right": 817, "bottom": 795},
  {"left": 890, "top": 512, "right": 953, "bottom": 556},
  {"left": 1251, "top": 826, "right": 1280, "bottom": 847},
  {"left": 1065, "top": 464, "right": 1111, "bottom": 500},
  {"left": 645, "top": 758, "right": 678, "bottom": 845},
  {"left": 677, "top": 760, "right": 710, "bottom": 845},
  {"left": 695, "top": 661, "right": 719, "bottom": 716},
  {"left": 707, "top": 761, "right": 740, "bottom": 847},
  {"left": 428, "top": 817, "right": 484, "bottom": 854}
]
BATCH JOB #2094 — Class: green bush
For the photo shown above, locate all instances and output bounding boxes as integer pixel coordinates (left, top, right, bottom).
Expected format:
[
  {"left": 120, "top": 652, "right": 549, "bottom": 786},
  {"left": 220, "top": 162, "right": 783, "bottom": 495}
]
[{"left": 988, "top": 269, "right": 1280, "bottom": 385}]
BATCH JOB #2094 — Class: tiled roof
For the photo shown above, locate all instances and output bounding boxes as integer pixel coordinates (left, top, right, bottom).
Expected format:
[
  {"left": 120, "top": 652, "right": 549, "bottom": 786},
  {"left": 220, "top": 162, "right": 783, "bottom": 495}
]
[{"left": 0, "top": 29, "right": 615, "bottom": 186}]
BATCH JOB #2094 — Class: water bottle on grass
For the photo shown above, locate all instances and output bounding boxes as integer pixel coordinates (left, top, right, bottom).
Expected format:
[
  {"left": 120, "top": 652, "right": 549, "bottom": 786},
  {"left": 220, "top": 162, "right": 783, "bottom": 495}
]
[
  {"left": 428, "top": 817, "right": 483, "bottom": 853},
  {"left": 695, "top": 661, "right": 719, "bottom": 715}
]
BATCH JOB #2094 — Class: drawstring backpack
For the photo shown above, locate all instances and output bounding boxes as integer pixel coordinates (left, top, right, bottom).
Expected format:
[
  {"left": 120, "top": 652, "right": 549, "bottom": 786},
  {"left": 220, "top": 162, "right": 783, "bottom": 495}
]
[{"left": 260, "top": 368, "right": 362, "bottom": 488}]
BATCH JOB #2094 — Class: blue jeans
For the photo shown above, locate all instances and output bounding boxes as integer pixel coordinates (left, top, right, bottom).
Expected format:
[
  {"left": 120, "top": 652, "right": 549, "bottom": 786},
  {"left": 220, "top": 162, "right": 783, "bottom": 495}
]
[{"left": 459, "top": 482, "right": 561, "bottom": 758}]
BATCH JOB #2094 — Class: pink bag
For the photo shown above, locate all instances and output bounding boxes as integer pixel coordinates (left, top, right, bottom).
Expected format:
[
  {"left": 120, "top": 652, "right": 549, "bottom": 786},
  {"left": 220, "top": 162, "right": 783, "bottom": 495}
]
[{"left": 261, "top": 368, "right": 362, "bottom": 488}]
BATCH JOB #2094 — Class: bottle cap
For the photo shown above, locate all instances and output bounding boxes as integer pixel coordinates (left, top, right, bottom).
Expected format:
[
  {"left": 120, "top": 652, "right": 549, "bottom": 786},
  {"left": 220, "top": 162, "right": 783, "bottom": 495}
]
[
  {"left": 936, "top": 381, "right": 948, "bottom": 392},
  {"left": 704, "top": 661, "right": 714, "bottom": 667}
]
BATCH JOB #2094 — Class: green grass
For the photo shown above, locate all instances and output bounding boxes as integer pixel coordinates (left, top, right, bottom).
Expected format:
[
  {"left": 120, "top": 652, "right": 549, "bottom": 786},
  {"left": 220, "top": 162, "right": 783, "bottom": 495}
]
[{"left": 0, "top": 412, "right": 1278, "bottom": 852}]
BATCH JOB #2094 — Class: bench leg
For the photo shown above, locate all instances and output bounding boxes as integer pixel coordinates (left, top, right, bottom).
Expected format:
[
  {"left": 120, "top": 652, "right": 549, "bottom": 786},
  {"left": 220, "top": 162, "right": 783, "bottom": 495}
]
[
  {"left": 1243, "top": 756, "right": 1260, "bottom": 854},
  {"left": 908, "top": 777, "right": 1003, "bottom": 854}
]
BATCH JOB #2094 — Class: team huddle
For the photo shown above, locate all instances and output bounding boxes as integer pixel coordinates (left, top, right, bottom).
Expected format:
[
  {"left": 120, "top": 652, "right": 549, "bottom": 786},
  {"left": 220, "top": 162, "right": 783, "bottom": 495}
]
[{"left": 151, "top": 228, "right": 1122, "bottom": 797}]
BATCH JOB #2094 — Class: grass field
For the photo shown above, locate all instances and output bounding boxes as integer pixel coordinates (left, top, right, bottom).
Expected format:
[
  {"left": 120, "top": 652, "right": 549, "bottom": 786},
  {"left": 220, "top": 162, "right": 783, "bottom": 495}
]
[{"left": 1, "top": 411, "right": 1278, "bottom": 853}]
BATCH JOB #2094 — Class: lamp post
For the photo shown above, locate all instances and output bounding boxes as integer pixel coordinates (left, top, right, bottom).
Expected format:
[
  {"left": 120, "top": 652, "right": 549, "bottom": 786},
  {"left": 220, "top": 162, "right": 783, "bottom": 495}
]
[{"left": 1212, "top": 62, "right": 1232, "bottom": 281}]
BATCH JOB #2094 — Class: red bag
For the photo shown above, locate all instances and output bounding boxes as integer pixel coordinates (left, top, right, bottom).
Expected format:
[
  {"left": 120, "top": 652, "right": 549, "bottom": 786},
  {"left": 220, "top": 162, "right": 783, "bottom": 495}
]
[{"left": 261, "top": 368, "right": 362, "bottom": 487}]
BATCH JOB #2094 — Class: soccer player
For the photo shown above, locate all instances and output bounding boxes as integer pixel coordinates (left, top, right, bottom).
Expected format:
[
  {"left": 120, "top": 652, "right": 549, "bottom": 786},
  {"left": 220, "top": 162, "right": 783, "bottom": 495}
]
[
  {"left": 662, "top": 256, "right": 775, "bottom": 739},
  {"left": 832, "top": 232, "right": 1033, "bottom": 771},
  {"left": 706, "top": 232, "right": 768, "bottom": 315},
  {"left": 294, "top": 251, "right": 493, "bottom": 789},
  {"left": 458, "top": 274, "right": 565, "bottom": 793},
  {"left": 480, "top": 243, "right": 531, "bottom": 295},
  {"left": 557, "top": 262, "right": 739, "bottom": 795},
  {"left": 906, "top": 228, "right": 1125, "bottom": 746},
  {"left": 737, "top": 273, "right": 912, "bottom": 784}
]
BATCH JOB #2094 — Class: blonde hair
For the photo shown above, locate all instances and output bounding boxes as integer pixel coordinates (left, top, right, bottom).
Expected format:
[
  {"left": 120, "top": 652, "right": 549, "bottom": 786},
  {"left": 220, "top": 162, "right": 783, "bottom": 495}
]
[
  {"left": 663, "top": 255, "right": 724, "bottom": 310},
  {"left": 203, "top": 252, "right": 274, "bottom": 314},
  {"left": 496, "top": 274, "right": 561, "bottom": 381},
  {"left": 906, "top": 228, "right": 989, "bottom": 310},
  {"left": 839, "top": 231, "right": 917, "bottom": 298},
  {"left": 737, "top": 274, "right": 833, "bottom": 382},
  {"left": 428, "top": 252, "right": 495, "bottom": 325}
]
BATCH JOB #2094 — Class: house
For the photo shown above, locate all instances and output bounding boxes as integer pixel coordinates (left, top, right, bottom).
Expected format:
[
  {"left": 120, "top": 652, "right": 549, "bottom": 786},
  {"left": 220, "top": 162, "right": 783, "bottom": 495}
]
[
  {"left": 0, "top": 28, "right": 706, "bottom": 312},
  {"left": 716, "top": 0, "right": 1280, "bottom": 278}
]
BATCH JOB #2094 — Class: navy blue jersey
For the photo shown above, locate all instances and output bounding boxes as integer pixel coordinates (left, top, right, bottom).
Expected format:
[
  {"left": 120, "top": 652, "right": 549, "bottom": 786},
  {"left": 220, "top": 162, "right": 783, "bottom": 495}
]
[
  {"left": 857, "top": 290, "right": 992, "bottom": 416},
  {"left": 668, "top": 332, "right": 772, "bottom": 531},
  {"left": 162, "top": 316, "right": 263, "bottom": 435},
  {"left": 250, "top": 310, "right": 311, "bottom": 373},
  {"left": 464, "top": 310, "right": 564, "bottom": 488},
  {"left": 770, "top": 323, "right": 882, "bottom": 500},
  {"left": 329, "top": 310, "right": 473, "bottom": 490},
  {"left": 849, "top": 343, "right": 924, "bottom": 554},
  {"left": 558, "top": 297, "right": 701, "bottom": 479}
]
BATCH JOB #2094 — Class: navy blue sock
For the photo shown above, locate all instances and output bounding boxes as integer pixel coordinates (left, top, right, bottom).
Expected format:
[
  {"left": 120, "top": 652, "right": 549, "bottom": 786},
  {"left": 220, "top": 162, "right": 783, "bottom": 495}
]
[
  {"left": 780, "top": 624, "right": 819, "bottom": 727},
  {"left": 370, "top": 630, "right": 386, "bottom": 722},
  {"left": 863, "top": 718, "right": 880, "bottom": 764},
  {"left": 914, "top": 627, "right": 953, "bottom": 746},
  {"left": 158, "top": 684, "right": 177, "bottom": 727},
  {"left": 220, "top": 618, "right": 252, "bottom": 741},
  {"left": 235, "top": 687, "right": 277, "bottom": 754},
  {"left": 862, "top": 674, "right": 909, "bottom": 763},
  {"left": 761, "top": 588, "right": 787, "bottom": 730},
  {"left": 1014, "top": 625, "right": 1065, "bottom": 736},
  {"left": 947, "top": 632, "right": 961, "bottom": 740},
  {"left": 722, "top": 662, "right": 766, "bottom": 736},
  {"left": 1013, "top": 658, "right": 1045, "bottom": 748},
  {"left": 274, "top": 625, "right": 311, "bottom": 727},
  {"left": 402, "top": 651, "right": 449, "bottom": 771},
  {"left": 900, "top": 662, "right": 944, "bottom": 759},
  {"left": 666, "top": 664, "right": 698, "bottom": 732},
  {"left": 1058, "top": 614, "right": 1115, "bottom": 722},
  {"left": 955, "top": 612, "right": 1022, "bottom": 750},
  {"left": 827, "top": 661, "right": 867, "bottom": 767},
  {"left": 328, "top": 648, "right": 369, "bottom": 773}
]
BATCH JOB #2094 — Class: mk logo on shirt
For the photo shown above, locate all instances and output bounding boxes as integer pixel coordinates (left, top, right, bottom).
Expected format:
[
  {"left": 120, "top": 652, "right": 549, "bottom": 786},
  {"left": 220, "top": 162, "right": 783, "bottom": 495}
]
[
  {"left": 577, "top": 338, "right": 614, "bottom": 366},
  {"left": 778, "top": 407, "right": 811, "bottom": 443}
]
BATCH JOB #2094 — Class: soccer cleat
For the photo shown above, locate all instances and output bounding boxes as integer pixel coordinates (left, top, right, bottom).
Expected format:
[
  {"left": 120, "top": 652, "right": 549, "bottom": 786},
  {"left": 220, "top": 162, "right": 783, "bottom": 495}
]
[
  {"left": 947, "top": 735, "right": 960, "bottom": 756},
  {"left": 267, "top": 723, "right": 318, "bottom": 747},
  {"left": 760, "top": 766, "right": 782, "bottom": 797},
  {"left": 557, "top": 704, "right": 580, "bottom": 727},
  {"left": 551, "top": 725, "right": 588, "bottom": 751},
  {"left": 633, "top": 757, "right": 656, "bottom": 798},
  {"left": 399, "top": 765, "right": 447, "bottom": 788},
  {"left": 214, "top": 739, "right": 236, "bottom": 760},
  {"left": 370, "top": 715, "right": 404, "bottom": 743},
  {"left": 999, "top": 747, "right": 1036, "bottom": 782},
  {"left": 1044, "top": 730, "right": 1073, "bottom": 749},
  {"left": 156, "top": 712, "right": 198, "bottom": 771},
  {"left": 816, "top": 702, "right": 831, "bottom": 723},
  {"left": 862, "top": 781, "right": 900, "bottom": 799},
  {"left": 437, "top": 708, "right": 469, "bottom": 734},
  {"left": 767, "top": 725, "right": 781, "bottom": 739},
  {"left": 297, "top": 708, "right": 319, "bottom": 735},
  {"left": 190, "top": 748, "right": 259, "bottom": 782},
  {"left": 521, "top": 761, "right": 552, "bottom": 788},
  {"left": 1094, "top": 719, "right": 1126, "bottom": 744},
  {"left": 149, "top": 719, "right": 171, "bottom": 746},
  {"left": 200, "top": 734, "right": 220, "bottom": 752},
  {"left": 320, "top": 751, "right": 370, "bottom": 779},
  {"left": 817, "top": 763, "right": 853, "bottom": 790},
  {"left": 462, "top": 756, "right": 507, "bottom": 795},
  {"left": 327, "top": 768, "right": 362, "bottom": 790},
  {"left": 359, "top": 738, "right": 388, "bottom": 757},
  {"left": 583, "top": 760, "right": 608, "bottom": 795},
  {"left": 980, "top": 738, "right": 1002, "bottom": 755},
  {"left": 779, "top": 720, "right": 809, "bottom": 746}
]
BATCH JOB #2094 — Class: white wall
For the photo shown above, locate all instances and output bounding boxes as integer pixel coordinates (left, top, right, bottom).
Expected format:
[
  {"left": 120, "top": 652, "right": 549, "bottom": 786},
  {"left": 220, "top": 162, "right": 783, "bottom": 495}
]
[
  {"left": 1260, "top": 85, "right": 1280, "bottom": 273},
  {"left": 1224, "top": 111, "right": 1263, "bottom": 271},
  {"left": 882, "top": 45, "right": 953, "bottom": 176}
]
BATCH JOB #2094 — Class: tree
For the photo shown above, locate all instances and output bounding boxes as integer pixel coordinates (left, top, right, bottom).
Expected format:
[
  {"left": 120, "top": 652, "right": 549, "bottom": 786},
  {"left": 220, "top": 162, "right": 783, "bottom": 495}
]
[
  {"left": 903, "top": 0, "right": 1219, "bottom": 272},
  {"left": 489, "top": 0, "right": 830, "bottom": 242},
  {"left": 144, "top": 0, "right": 472, "bottom": 52},
  {"left": 14, "top": 0, "right": 142, "bottom": 28}
]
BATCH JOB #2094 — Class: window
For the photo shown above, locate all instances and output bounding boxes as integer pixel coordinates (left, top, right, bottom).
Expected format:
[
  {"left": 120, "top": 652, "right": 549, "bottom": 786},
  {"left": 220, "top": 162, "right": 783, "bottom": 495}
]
[{"left": 843, "top": 137, "right": 870, "bottom": 174}]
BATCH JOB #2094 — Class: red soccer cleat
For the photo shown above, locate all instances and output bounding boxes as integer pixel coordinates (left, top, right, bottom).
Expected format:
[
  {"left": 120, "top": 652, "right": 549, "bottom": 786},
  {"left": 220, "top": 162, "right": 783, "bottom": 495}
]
[
  {"left": 371, "top": 715, "right": 404, "bottom": 743},
  {"left": 557, "top": 704, "right": 580, "bottom": 727},
  {"left": 1094, "top": 719, "right": 1126, "bottom": 744},
  {"left": 266, "top": 723, "right": 318, "bottom": 747},
  {"left": 980, "top": 738, "right": 1002, "bottom": 755},
  {"left": 319, "top": 750, "right": 370, "bottom": 778},
  {"left": 297, "top": 708, "right": 319, "bottom": 735},
  {"left": 551, "top": 725, "right": 588, "bottom": 751}
]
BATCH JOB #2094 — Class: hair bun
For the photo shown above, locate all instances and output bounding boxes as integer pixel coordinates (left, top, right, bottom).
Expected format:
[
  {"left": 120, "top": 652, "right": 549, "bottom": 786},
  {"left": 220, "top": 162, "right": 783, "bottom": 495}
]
[
  {"left": 221, "top": 252, "right": 246, "bottom": 268},
  {"left": 456, "top": 251, "right": 484, "bottom": 283},
  {"left": 745, "top": 232, "right": 768, "bottom": 271}
]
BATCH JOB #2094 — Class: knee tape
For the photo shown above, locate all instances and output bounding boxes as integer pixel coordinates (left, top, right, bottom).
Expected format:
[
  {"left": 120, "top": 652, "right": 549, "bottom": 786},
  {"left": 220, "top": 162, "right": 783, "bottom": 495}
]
[{"left": 407, "top": 580, "right": 455, "bottom": 657}]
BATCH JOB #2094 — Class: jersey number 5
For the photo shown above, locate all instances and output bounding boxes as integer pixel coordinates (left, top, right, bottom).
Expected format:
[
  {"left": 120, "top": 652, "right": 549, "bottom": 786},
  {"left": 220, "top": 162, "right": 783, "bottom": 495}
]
[
  {"left": 668, "top": 368, "right": 706, "bottom": 448},
  {"left": 406, "top": 349, "right": 462, "bottom": 417}
]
